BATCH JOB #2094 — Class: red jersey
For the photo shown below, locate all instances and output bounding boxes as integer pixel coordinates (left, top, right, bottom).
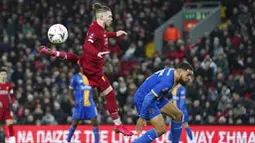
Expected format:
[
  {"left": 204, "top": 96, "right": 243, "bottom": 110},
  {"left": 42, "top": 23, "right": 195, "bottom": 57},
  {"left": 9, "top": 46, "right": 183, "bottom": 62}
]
[
  {"left": 81, "top": 21, "right": 116, "bottom": 75},
  {"left": 0, "top": 82, "right": 15, "bottom": 109}
]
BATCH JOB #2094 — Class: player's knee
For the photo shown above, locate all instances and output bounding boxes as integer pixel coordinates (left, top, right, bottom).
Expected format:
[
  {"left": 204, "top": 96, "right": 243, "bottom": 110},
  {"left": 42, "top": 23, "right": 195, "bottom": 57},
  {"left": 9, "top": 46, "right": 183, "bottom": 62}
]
[
  {"left": 72, "top": 121, "right": 78, "bottom": 128},
  {"left": 6, "top": 119, "right": 13, "bottom": 126},
  {"left": 72, "top": 124, "right": 78, "bottom": 128},
  {"left": 154, "top": 123, "right": 166, "bottom": 136},
  {"left": 174, "top": 111, "right": 183, "bottom": 122},
  {"left": 91, "top": 118, "right": 98, "bottom": 127}
]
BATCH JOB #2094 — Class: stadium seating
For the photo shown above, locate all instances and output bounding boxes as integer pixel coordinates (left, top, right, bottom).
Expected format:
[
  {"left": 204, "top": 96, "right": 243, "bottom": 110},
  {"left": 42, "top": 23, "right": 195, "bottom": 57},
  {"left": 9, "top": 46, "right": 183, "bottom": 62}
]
[{"left": 0, "top": 0, "right": 254, "bottom": 125}]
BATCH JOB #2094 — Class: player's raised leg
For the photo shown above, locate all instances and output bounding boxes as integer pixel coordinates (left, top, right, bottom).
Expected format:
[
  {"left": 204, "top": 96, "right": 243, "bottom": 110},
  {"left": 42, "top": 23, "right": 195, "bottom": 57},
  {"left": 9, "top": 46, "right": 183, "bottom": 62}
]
[
  {"left": 37, "top": 46, "right": 79, "bottom": 63},
  {"left": 103, "top": 88, "right": 133, "bottom": 136},
  {"left": 5, "top": 119, "right": 15, "bottom": 143},
  {"left": 97, "top": 75, "right": 133, "bottom": 136},
  {"left": 91, "top": 117, "right": 99, "bottom": 143}
]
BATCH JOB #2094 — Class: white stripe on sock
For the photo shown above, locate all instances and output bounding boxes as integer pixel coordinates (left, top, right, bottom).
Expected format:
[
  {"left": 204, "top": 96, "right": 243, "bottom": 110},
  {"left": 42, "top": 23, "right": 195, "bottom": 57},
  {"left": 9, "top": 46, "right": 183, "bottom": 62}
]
[
  {"left": 113, "top": 118, "right": 121, "bottom": 125},
  {"left": 56, "top": 51, "right": 60, "bottom": 57}
]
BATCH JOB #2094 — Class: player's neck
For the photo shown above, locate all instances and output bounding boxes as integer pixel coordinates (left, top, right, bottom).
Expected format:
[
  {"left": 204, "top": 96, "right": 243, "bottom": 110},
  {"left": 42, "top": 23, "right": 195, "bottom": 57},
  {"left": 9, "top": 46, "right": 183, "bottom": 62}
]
[
  {"left": 173, "top": 71, "right": 179, "bottom": 86},
  {"left": 96, "top": 19, "right": 105, "bottom": 29}
]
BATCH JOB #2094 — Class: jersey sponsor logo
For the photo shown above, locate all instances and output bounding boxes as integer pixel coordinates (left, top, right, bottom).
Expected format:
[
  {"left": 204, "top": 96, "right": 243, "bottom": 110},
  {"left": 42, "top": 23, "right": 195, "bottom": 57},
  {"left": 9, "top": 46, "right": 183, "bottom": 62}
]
[
  {"left": 80, "top": 85, "right": 92, "bottom": 90},
  {"left": 172, "top": 96, "right": 179, "bottom": 100},
  {"left": 0, "top": 90, "right": 8, "bottom": 94}
]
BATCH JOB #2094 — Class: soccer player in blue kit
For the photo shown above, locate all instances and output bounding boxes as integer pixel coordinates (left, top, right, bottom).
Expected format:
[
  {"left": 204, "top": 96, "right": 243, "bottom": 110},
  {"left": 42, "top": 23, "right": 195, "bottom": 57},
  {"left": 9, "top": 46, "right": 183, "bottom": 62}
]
[
  {"left": 169, "top": 84, "right": 193, "bottom": 142},
  {"left": 67, "top": 72, "right": 99, "bottom": 143},
  {"left": 132, "top": 62, "right": 193, "bottom": 143}
]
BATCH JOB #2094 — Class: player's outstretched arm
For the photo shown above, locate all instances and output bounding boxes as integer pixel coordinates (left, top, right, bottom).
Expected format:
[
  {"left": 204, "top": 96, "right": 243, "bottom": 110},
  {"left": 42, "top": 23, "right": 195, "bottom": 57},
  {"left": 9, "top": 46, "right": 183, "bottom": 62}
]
[
  {"left": 116, "top": 30, "right": 127, "bottom": 37},
  {"left": 37, "top": 46, "right": 80, "bottom": 64},
  {"left": 105, "top": 32, "right": 117, "bottom": 38},
  {"left": 83, "top": 41, "right": 110, "bottom": 58},
  {"left": 105, "top": 30, "right": 127, "bottom": 38}
]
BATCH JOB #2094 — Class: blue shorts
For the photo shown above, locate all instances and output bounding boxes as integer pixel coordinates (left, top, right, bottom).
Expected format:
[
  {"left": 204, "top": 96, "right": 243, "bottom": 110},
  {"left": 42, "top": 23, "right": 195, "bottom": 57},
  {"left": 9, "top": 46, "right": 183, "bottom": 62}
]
[
  {"left": 134, "top": 92, "right": 169, "bottom": 121},
  {"left": 72, "top": 105, "right": 97, "bottom": 120}
]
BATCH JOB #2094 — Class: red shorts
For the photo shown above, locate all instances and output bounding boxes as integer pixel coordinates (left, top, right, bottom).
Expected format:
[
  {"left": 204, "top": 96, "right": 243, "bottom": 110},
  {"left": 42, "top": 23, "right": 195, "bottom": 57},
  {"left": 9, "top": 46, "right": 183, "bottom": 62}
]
[
  {"left": 86, "top": 74, "right": 112, "bottom": 95},
  {"left": 0, "top": 109, "right": 13, "bottom": 122}
]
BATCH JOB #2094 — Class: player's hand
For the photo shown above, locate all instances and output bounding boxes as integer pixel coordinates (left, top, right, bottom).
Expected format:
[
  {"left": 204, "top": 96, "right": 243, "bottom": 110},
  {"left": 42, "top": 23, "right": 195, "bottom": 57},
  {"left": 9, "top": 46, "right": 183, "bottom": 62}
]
[
  {"left": 12, "top": 102, "right": 18, "bottom": 109},
  {"left": 97, "top": 51, "right": 110, "bottom": 58},
  {"left": 70, "top": 100, "right": 76, "bottom": 107},
  {"left": 116, "top": 30, "right": 128, "bottom": 37},
  {"left": 136, "top": 118, "right": 147, "bottom": 135}
]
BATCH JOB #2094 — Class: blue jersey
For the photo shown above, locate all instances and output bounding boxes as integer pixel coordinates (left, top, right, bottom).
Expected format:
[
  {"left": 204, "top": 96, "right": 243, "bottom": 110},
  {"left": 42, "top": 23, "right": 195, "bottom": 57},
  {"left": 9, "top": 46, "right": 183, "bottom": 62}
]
[
  {"left": 137, "top": 68, "right": 175, "bottom": 99},
  {"left": 172, "top": 85, "right": 187, "bottom": 112},
  {"left": 171, "top": 85, "right": 188, "bottom": 123},
  {"left": 69, "top": 73, "right": 95, "bottom": 107},
  {"left": 69, "top": 73, "right": 97, "bottom": 120},
  {"left": 135, "top": 68, "right": 175, "bottom": 119}
]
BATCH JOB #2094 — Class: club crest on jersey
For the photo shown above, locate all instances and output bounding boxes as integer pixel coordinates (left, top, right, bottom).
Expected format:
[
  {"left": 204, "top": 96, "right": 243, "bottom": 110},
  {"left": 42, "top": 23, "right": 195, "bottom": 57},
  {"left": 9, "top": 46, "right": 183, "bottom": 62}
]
[
  {"left": 89, "top": 33, "right": 94, "bottom": 38},
  {"left": 149, "top": 108, "right": 155, "bottom": 114},
  {"left": 180, "top": 90, "right": 185, "bottom": 95}
]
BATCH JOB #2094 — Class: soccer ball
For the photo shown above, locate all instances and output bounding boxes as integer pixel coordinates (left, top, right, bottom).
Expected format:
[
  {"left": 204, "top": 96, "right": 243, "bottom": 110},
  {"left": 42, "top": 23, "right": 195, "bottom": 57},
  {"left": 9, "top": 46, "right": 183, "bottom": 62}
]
[{"left": 47, "top": 24, "right": 68, "bottom": 44}]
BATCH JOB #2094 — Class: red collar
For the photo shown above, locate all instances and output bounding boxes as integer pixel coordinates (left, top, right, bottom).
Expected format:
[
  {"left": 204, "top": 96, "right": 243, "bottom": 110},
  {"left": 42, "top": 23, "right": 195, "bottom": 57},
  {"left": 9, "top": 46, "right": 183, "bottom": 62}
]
[{"left": 93, "top": 20, "right": 104, "bottom": 30}]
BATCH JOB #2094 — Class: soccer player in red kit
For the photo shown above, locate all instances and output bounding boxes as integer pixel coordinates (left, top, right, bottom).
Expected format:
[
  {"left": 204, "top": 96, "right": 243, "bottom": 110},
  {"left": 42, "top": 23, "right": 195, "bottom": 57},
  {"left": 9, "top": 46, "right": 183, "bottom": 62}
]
[
  {"left": 0, "top": 67, "right": 16, "bottom": 143},
  {"left": 37, "top": 3, "right": 133, "bottom": 136}
]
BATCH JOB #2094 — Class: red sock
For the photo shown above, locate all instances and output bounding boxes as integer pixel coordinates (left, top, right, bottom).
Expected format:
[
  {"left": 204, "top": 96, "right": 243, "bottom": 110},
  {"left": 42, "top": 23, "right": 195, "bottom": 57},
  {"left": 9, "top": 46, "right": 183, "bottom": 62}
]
[
  {"left": 4, "top": 126, "right": 9, "bottom": 138},
  {"left": 66, "top": 52, "right": 79, "bottom": 64},
  {"left": 57, "top": 51, "right": 79, "bottom": 63},
  {"left": 105, "top": 91, "right": 119, "bottom": 120},
  {"left": 8, "top": 125, "right": 14, "bottom": 137}
]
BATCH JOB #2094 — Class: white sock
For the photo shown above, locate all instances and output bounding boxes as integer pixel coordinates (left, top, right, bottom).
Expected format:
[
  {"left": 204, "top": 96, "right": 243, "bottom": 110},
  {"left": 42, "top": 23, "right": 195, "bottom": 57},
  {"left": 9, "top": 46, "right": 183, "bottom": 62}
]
[
  {"left": 56, "top": 51, "right": 60, "bottom": 57},
  {"left": 113, "top": 118, "right": 122, "bottom": 125},
  {"left": 9, "top": 136, "right": 16, "bottom": 143}
]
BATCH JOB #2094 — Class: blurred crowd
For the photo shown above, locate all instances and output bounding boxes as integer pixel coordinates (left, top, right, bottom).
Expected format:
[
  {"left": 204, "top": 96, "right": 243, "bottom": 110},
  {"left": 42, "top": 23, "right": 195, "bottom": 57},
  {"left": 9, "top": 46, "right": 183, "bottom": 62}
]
[{"left": 0, "top": 0, "right": 255, "bottom": 126}]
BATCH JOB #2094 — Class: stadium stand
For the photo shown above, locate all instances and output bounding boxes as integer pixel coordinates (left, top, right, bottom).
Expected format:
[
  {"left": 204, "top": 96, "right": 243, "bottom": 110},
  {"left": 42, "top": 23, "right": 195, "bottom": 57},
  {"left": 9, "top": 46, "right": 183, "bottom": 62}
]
[{"left": 0, "top": 0, "right": 254, "bottom": 126}]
